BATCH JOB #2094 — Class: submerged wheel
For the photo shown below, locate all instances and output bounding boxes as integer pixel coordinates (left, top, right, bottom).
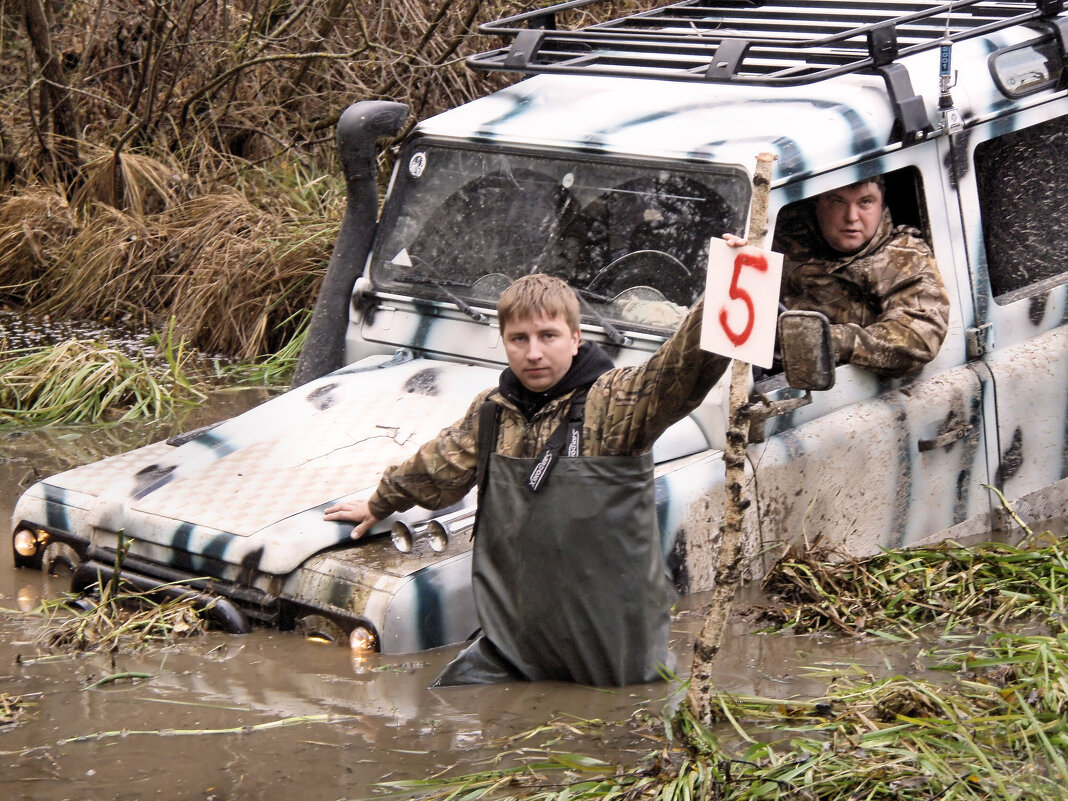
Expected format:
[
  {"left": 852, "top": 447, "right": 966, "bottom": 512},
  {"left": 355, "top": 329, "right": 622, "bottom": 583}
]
[
  {"left": 41, "top": 542, "right": 80, "bottom": 577},
  {"left": 294, "top": 614, "right": 347, "bottom": 644}
]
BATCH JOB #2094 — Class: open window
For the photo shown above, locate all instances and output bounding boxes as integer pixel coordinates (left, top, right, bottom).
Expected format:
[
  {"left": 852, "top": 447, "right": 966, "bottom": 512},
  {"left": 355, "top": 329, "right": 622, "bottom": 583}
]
[
  {"left": 771, "top": 167, "right": 931, "bottom": 257},
  {"left": 755, "top": 166, "right": 935, "bottom": 383}
]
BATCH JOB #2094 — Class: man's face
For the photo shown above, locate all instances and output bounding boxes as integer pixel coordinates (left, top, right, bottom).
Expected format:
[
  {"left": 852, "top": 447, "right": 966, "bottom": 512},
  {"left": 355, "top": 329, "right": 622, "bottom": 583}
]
[
  {"left": 502, "top": 311, "right": 581, "bottom": 393},
  {"left": 814, "top": 182, "right": 884, "bottom": 254}
]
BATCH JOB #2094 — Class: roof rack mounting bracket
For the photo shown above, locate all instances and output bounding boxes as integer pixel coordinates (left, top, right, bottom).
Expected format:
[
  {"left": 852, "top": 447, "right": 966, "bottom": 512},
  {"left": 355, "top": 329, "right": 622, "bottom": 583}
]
[
  {"left": 873, "top": 63, "right": 932, "bottom": 145},
  {"left": 504, "top": 29, "right": 546, "bottom": 69},
  {"left": 705, "top": 38, "right": 749, "bottom": 80},
  {"left": 867, "top": 23, "right": 899, "bottom": 67},
  {"left": 1038, "top": 0, "right": 1064, "bottom": 17}
]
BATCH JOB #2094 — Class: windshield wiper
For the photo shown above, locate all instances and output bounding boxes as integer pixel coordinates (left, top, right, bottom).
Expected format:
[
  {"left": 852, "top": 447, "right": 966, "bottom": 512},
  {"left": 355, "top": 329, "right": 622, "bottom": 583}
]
[
  {"left": 576, "top": 291, "right": 629, "bottom": 347},
  {"left": 391, "top": 272, "right": 488, "bottom": 324}
]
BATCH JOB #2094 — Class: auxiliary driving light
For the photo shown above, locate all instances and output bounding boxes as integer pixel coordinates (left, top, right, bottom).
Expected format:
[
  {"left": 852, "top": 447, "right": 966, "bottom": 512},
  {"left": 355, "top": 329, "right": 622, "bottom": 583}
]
[
  {"left": 13, "top": 528, "right": 43, "bottom": 558},
  {"left": 349, "top": 624, "right": 378, "bottom": 653},
  {"left": 426, "top": 520, "right": 449, "bottom": 553},
  {"left": 390, "top": 521, "right": 413, "bottom": 553}
]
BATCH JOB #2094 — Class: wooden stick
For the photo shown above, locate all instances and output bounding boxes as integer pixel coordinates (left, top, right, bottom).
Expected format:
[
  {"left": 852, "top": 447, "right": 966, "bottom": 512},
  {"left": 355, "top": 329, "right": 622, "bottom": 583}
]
[{"left": 687, "top": 152, "right": 776, "bottom": 725}]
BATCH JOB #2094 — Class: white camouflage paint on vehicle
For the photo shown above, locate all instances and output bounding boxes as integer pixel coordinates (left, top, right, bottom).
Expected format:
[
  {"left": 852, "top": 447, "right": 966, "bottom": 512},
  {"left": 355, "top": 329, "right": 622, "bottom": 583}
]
[{"left": 12, "top": 0, "right": 1068, "bottom": 653}]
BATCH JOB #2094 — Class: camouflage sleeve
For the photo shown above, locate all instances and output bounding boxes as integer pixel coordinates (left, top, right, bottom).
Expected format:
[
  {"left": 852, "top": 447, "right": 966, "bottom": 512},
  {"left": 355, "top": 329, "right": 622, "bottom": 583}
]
[
  {"left": 833, "top": 231, "right": 950, "bottom": 377},
  {"left": 588, "top": 297, "right": 730, "bottom": 455},
  {"left": 366, "top": 389, "right": 492, "bottom": 520}
]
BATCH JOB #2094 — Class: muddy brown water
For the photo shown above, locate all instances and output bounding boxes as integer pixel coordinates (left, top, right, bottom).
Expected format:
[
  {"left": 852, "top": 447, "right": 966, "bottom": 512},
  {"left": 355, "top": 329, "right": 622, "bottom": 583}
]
[{"left": 1, "top": 391, "right": 924, "bottom": 800}]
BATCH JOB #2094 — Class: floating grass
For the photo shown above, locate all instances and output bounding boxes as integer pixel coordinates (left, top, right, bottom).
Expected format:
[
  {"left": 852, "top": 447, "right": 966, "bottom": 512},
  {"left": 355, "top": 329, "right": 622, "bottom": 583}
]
[
  {"left": 53, "top": 713, "right": 358, "bottom": 746},
  {"left": 32, "top": 534, "right": 209, "bottom": 655},
  {"left": 0, "top": 327, "right": 208, "bottom": 425},
  {"left": 755, "top": 532, "right": 1068, "bottom": 638},
  {"left": 386, "top": 636, "right": 1068, "bottom": 801},
  {"left": 1, "top": 693, "right": 35, "bottom": 728},
  {"left": 36, "top": 589, "right": 207, "bottom": 655}
]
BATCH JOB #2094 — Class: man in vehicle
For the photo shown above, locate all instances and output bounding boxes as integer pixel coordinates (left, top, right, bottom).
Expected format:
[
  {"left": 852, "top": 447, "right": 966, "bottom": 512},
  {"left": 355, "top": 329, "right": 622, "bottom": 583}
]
[
  {"left": 726, "top": 175, "right": 949, "bottom": 376},
  {"left": 324, "top": 274, "right": 729, "bottom": 686}
]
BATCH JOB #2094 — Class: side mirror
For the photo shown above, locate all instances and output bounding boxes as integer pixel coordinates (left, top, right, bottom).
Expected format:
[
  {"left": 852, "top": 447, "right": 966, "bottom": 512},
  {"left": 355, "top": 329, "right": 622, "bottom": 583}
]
[{"left": 777, "top": 311, "right": 836, "bottom": 392}]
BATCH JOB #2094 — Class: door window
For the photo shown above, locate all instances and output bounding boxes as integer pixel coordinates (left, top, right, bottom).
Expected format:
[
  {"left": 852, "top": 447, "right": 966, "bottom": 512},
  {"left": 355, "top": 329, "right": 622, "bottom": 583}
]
[{"left": 974, "top": 114, "right": 1068, "bottom": 303}]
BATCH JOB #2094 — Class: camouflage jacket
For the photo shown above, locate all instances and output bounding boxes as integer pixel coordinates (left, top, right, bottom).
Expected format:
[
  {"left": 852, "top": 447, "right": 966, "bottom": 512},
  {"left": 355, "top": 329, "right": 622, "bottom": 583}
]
[
  {"left": 775, "top": 205, "right": 950, "bottom": 376},
  {"left": 367, "top": 299, "right": 729, "bottom": 519}
]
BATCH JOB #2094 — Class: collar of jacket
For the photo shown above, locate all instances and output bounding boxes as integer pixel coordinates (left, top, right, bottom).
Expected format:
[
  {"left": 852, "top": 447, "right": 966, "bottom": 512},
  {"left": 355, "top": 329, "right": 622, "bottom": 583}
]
[{"left": 497, "top": 340, "right": 614, "bottom": 421}]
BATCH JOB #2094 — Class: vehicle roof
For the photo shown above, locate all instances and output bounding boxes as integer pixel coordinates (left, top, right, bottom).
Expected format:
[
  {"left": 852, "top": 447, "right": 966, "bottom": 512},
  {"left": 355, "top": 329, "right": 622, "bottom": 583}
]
[{"left": 416, "top": 22, "right": 1062, "bottom": 183}]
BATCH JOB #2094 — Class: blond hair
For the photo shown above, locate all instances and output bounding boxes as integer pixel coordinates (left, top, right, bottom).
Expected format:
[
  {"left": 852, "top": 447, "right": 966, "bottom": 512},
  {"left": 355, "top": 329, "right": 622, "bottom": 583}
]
[{"left": 497, "top": 274, "right": 580, "bottom": 333}]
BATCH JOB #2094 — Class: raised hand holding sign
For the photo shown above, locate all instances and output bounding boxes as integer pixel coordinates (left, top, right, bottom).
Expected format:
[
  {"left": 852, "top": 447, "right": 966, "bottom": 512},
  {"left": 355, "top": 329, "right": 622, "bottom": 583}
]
[{"left": 700, "top": 237, "right": 783, "bottom": 369}]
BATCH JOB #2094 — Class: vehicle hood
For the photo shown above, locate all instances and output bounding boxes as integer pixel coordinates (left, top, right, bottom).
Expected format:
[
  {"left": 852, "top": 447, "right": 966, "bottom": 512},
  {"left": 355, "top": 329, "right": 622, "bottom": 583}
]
[{"left": 25, "top": 352, "right": 500, "bottom": 575}]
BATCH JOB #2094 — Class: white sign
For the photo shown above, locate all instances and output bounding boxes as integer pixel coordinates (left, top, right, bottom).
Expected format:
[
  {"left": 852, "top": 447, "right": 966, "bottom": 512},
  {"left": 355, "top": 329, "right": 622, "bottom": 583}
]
[{"left": 700, "top": 237, "right": 784, "bottom": 368}]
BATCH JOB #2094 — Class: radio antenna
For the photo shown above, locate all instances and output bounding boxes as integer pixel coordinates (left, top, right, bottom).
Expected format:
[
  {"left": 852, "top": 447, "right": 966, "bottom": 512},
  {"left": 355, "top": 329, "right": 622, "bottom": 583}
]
[{"left": 939, "top": 2, "right": 965, "bottom": 134}]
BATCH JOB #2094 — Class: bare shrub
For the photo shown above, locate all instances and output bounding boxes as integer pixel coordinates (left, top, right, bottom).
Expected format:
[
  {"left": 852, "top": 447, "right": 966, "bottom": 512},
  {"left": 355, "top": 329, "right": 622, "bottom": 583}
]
[{"left": 1, "top": 0, "right": 661, "bottom": 356}]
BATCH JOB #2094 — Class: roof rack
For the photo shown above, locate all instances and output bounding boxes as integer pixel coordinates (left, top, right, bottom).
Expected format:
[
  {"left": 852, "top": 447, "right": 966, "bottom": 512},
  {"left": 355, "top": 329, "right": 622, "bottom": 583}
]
[{"left": 467, "top": 0, "right": 1067, "bottom": 143}]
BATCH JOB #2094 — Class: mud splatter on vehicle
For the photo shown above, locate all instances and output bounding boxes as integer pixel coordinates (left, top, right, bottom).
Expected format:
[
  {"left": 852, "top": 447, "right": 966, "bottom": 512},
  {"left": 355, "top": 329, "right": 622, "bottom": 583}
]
[{"left": 10, "top": 0, "right": 1067, "bottom": 654}]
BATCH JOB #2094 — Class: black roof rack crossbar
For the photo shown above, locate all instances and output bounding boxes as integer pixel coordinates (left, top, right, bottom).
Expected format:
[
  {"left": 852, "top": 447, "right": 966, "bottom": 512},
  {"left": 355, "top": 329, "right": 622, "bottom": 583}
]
[{"left": 468, "top": 0, "right": 1065, "bottom": 85}]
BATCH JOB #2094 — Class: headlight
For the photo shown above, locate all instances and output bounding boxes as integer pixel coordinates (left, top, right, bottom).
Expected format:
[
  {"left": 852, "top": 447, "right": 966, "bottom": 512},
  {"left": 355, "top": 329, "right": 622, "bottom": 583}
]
[
  {"left": 349, "top": 624, "right": 378, "bottom": 653},
  {"left": 13, "top": 528, "right": 44, "bottom": 558}
]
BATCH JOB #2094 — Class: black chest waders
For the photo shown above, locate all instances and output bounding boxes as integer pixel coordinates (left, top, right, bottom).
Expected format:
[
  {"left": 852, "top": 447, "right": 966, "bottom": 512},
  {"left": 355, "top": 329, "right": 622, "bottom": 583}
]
[{"left": 432, "top": 392, "right": 675, "bottom": 687}]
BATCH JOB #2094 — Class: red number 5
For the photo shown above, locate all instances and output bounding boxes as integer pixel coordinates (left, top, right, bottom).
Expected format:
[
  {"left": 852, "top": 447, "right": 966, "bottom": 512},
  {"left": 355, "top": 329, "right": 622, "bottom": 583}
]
[{"left": 718, "top": 252, "right": 769, "bottom": 347}]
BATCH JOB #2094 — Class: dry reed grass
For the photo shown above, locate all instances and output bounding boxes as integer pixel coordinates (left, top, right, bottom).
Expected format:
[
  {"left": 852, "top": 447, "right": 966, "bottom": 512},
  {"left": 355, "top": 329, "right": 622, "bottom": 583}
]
[
  {"left": 1, "top": 0, "right": 662, "bottom": 358},
  {"left": 1, "top": 183, "right": 334, "bottom": 358},
  {"left": 73, "top": 145, "right": 186, "bottom": 215},
  {"left": 161, "top": 191, "right": 330, "bottom": 357},
  {"left": 0, "top": 189, "right": 77, "bottom": 307}
]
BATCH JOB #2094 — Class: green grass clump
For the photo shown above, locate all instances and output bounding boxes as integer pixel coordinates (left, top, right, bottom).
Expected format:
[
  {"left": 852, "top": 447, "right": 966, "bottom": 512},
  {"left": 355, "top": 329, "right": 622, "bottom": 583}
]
[
  {"left": 0, "top": 332, "right": 207, "bottom": 425},
  {"left": 757, "top": 533, "right": 1068, "bottom": 639},
  {"left": 215, "top": 310, "right": 309, "bottom": 388}
]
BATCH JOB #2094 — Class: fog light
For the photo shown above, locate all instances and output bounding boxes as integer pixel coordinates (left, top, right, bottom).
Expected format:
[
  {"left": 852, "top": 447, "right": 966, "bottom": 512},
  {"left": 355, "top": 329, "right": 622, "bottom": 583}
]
[
  {"left": 427, "top": 520, "right": 449, "bottom": 553},
  {"left": 349, "top": 624, "right": 378, "bottom": 653},
  {"left": 390, "top": 521, "right": 413, "bottom": 553},
  {"left": 13, "top": 528, "right": 40, "bottom": 558}
]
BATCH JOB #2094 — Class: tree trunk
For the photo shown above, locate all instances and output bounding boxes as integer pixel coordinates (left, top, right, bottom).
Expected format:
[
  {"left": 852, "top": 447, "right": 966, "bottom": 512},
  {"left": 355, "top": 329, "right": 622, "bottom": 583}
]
[
  {"left": 687, "top": 152, "right": 776, "bottom": 725},
  {"left": 22, "top": 0, "right": 81, "bottom": 191}
]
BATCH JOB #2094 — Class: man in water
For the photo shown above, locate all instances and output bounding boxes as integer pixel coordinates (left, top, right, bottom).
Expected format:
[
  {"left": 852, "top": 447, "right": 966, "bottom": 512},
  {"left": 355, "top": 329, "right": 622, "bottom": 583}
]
[{"left": 324, "top": 274, "right": 728, "bottom": 686}]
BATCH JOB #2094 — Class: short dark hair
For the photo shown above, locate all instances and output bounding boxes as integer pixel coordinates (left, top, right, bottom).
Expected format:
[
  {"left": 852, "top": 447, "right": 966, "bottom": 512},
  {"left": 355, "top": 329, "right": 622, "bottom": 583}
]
[{"left": 844, "top": 174, "right": 885, "bottom": 194}]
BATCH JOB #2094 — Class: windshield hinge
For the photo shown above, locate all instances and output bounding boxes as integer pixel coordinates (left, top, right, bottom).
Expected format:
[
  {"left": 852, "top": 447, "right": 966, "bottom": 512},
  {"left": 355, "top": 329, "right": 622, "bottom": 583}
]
[{"left": 967, "top": 323, "right": 992, "bottom": 358}]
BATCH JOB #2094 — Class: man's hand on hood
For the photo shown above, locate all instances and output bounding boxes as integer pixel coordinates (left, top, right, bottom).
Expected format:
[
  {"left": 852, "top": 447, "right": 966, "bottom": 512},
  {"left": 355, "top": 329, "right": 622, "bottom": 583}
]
[{"left": 324, "top": 499, "right": 379, "bottom": 540}]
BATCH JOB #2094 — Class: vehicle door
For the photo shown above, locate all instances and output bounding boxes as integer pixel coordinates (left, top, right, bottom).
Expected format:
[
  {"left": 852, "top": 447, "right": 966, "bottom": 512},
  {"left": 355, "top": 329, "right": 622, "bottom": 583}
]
[
  {"left": 944, "top": 93, "right": 1068, "bottom": 527},
  {"left": 746, "top": 146, "right": 990, "bottom": 566}
]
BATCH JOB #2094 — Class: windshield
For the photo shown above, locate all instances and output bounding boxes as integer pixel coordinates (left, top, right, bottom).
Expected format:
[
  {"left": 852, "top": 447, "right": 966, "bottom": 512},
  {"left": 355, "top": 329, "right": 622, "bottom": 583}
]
[{"left": 370, "top": 142, "right": 750, "bottom": 330}]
